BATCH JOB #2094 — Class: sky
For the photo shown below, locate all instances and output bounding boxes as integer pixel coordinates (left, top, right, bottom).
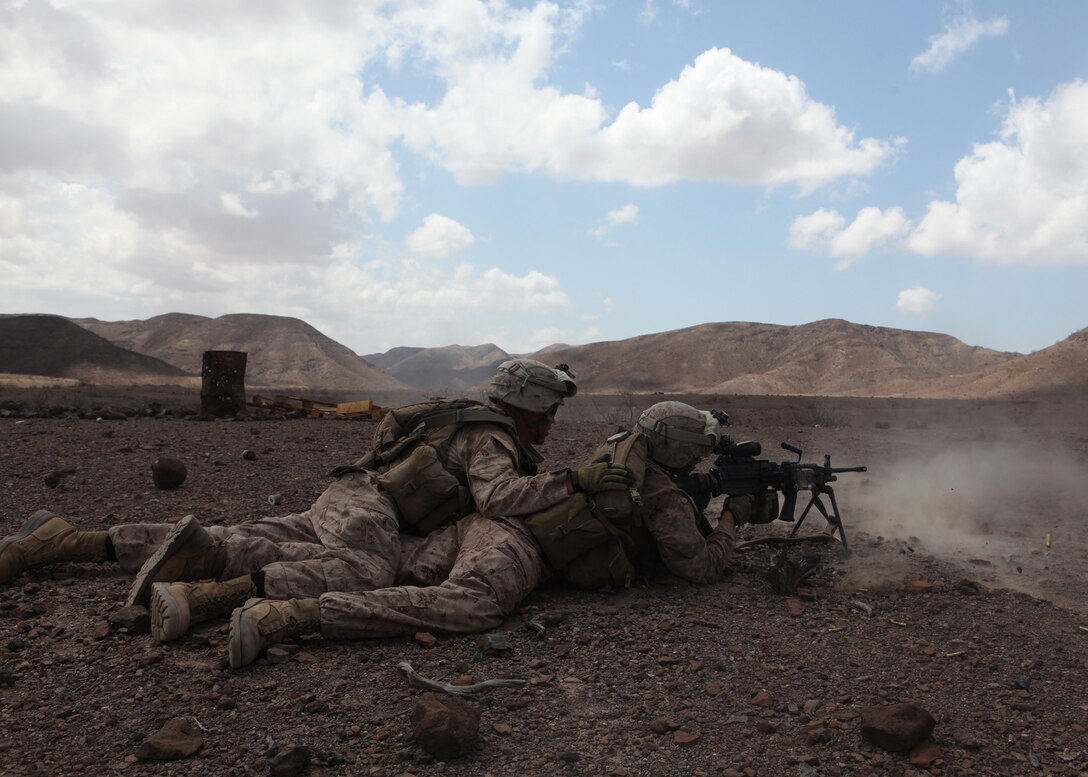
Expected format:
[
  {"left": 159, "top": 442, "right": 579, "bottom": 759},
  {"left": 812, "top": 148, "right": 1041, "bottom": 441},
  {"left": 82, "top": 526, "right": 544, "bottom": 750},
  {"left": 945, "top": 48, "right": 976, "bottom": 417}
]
[{"left": 2, "top": 1, "right": 1087, "bottom": 357}]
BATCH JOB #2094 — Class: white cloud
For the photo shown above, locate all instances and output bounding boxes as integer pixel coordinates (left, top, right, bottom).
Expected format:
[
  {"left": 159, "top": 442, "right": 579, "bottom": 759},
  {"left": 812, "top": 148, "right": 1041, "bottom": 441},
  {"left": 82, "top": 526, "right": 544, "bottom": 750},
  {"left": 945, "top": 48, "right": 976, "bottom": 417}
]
[
  {"left": 895, "top": 286, "right": 941, "bottom": 315},
  {"left": 910, "top": 10, "right": 1009, "bottom": 75},
  {"left": 527, "top": 327, "right": 567, "bottom": 349},
  {"left": 789, "top": 206, "right": 909, "bottom": 268},
  {"left": 405, "top": 214, "right": 476, "bottom": 258},
  {"left": 907, "top": 80, "right": 1088, "bottom": 266},
  {"left": 220, "top": 192, "right": 258, "bottom": 220},
  {"left": 404, "top": 41, "right": 898, "bottom": 191},
  {"left": 0, "top": 1, "right": 899, "bottom": 352},
  {"left": 589, "top": 204, "right": 640, "bottom": 239}
]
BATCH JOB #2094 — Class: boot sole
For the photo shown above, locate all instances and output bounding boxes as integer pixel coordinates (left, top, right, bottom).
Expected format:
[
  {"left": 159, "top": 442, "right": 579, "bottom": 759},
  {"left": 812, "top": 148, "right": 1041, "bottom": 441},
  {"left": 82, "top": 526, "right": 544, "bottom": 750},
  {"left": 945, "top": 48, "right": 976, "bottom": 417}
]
[
  {"left": 0, "top": 510, "right": 58, "bottom": 583},
  {"left": 228, "top": 602, "right": 258, "bottom": 670},
  {"left": 149, "top": 582, "right": 190, "bottom": 643},
  {"left": 125, "top": 515, "right": 201, "bottom": 607}
]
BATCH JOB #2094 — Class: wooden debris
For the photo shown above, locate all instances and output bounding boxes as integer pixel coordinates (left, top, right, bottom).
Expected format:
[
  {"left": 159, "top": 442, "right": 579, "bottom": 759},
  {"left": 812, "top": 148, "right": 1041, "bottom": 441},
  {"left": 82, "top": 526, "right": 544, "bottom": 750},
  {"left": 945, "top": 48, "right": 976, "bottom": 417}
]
[{"left": 249, "top": 395, "right": 385, "bottom": 419}]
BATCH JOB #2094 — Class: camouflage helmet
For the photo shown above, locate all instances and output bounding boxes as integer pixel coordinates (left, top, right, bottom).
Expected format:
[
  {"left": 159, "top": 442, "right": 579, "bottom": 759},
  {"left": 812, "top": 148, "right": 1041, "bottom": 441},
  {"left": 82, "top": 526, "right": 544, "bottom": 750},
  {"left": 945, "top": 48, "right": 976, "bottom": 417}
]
[
  {"left": 488, "top": 359, "right": 577, "bottom": 413},
  {"left": 635, "top": 401, "right": 724, "bottom": 469}
]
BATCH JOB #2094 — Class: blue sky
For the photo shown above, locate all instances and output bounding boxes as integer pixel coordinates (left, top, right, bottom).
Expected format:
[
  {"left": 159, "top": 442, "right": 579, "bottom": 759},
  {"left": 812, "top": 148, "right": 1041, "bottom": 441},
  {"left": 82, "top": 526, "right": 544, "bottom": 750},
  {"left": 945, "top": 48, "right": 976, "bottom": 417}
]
[{"left": 2, "top": 1, "right": 1086, "bottom": 356}]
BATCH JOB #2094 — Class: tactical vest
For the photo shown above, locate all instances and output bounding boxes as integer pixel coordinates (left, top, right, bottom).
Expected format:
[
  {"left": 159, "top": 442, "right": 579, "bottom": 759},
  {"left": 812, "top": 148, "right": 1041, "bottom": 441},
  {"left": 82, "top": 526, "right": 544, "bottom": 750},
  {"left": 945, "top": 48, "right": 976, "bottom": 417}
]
[
  {"left": 330, "top": 399, "right": 532, "bottom": 535},
  {"left": 525, "top": 430, "right": 655, "bottom": 589}
]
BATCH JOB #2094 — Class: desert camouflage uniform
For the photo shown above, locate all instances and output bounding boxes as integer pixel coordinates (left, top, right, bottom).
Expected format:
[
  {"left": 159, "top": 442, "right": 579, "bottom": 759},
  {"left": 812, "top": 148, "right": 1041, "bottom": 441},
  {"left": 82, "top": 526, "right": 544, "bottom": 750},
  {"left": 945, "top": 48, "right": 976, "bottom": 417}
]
[
  {"left": 318, "top": 464, "right": 736, "bottom": 638},
  {"left": 109, "top": 422, "right": 570, "bottom": 599}
]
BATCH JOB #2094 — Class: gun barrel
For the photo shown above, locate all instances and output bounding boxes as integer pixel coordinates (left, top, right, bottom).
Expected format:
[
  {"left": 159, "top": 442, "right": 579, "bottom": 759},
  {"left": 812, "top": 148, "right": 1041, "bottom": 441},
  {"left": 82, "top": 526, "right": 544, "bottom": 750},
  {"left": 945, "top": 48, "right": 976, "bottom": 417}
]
[{"left": 830, "top": 466, "right": 867, "bottom": 473}]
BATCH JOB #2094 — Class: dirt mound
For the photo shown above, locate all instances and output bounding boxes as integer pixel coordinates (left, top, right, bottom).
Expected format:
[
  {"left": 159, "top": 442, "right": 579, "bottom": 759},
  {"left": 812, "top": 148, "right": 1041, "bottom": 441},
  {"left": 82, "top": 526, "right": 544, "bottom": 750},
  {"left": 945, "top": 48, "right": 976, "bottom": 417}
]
[
  {"left": 0, "top": 315, "right": 191, "bottom": 385},
  {"left": 75, "top": 313, "right": 410, "bottom": 392}
]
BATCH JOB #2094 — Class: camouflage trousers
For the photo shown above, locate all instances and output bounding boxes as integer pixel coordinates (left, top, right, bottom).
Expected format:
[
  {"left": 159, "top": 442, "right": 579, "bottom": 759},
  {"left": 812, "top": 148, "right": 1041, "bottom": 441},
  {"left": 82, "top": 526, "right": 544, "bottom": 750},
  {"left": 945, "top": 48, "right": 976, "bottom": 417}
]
[
  {"left": 320, "top": 513, "right": 547, "bottom": 639},
  {"left": 108, "top": 471, "right": 401, "bottom": 599}
]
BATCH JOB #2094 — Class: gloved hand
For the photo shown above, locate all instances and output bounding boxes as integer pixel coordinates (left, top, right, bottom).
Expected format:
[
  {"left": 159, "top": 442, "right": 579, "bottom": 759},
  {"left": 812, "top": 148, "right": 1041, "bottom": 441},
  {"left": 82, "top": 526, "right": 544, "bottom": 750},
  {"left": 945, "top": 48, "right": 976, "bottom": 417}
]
[
  {"left": 723, "top": 494, "right": 755, "bottom": 526},
  {"left": 670, "top": 471, "right": 722, "bottom": 511},
  {"left": 571, "top": 462, "right": 636, "bottom": 493}
]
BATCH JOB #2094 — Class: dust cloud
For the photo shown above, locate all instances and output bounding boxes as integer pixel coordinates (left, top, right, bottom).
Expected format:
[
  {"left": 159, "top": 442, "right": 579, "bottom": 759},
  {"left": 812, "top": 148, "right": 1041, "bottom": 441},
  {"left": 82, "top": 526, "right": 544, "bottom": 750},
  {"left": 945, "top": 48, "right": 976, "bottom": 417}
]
[{"left": 834, "top": 440, "right": 1088, "bottom": 608}]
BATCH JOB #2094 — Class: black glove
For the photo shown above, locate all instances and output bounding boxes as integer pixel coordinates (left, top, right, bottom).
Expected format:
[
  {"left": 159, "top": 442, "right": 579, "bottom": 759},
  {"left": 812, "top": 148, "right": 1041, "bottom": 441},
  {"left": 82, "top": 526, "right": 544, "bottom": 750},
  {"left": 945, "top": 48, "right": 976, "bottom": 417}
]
[{"left": 571, "top": 463, "right": 635, "bottom": 493}]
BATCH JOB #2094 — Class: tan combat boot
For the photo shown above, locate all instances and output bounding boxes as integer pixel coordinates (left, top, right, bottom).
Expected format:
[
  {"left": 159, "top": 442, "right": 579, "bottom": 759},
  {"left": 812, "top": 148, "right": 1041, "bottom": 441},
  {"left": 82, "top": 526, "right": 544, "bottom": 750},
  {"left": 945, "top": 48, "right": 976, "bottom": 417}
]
[
  {"left": 0, "top": 511, "right": 109, "bottom": 583},
  {"left": 150, "top": 575, "right": 257, "bottom": 643},
  {"left": 126, "top": 515, "right": 226, "bottom": 607},
  {"left": 228, "top": 597, "right": 322, "bottom": 669}
]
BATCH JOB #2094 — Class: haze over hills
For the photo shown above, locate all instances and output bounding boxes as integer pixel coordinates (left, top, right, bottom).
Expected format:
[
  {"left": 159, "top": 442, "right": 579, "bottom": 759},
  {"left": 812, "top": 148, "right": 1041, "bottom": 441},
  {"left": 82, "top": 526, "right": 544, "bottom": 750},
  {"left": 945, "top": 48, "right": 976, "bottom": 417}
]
[
  {"left": 1, "top": 312, "right": 1084, "bottom": 399},
  {"left": 0, "top": 315, "right": 190, "bottom": 385},
  {"left": 362, "top": 343, "right": 510, "bottom": 391},
  {"left": 74, "top": 313, "right": 410, "bottom": 392}
]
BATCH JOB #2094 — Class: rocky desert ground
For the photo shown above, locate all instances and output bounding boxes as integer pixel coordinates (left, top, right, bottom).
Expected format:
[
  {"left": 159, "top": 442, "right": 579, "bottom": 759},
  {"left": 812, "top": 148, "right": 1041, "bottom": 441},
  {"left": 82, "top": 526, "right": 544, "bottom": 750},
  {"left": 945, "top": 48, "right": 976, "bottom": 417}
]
[{"left": 1, "top": 386, "right": 1086, "bottom": 776}]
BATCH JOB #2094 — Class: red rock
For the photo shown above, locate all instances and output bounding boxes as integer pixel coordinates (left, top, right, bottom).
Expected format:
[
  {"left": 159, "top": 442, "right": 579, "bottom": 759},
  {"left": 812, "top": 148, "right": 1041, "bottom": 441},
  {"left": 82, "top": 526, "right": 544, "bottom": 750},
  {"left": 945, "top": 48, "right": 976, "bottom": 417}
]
[
  {"left": 751, "top": 690, "right": 772, "bottom": 707},
  {"left": 415, "top": 632, "right": 438, "bottom": 648},
  {"left": 673, "top": 730, "right": 700, "bottom": 746},
  {"left": 135, "top": 719, "right": 204, "bottom": 761},
  {"left": 785, "top": 598, "right": 805, "bottom": 617},
  {"left": 910, "top": 741, "right": 943, "bottom": 767},
  {"left": 860, "top": 703, "right": 936, "bottom": 753},
  {"left": 410, "top": 693, "right": 480, "bottom": 760}
]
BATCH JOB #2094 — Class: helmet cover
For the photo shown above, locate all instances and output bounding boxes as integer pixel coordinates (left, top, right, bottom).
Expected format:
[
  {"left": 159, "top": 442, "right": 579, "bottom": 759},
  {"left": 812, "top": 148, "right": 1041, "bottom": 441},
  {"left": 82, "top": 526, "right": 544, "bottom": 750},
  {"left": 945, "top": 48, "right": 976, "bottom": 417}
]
[
  {"left": 488, "top": 359, "right": 577, "bottom": 413},
  {"left": 635, "top": 400, "right": 724, "bottom": 469}
]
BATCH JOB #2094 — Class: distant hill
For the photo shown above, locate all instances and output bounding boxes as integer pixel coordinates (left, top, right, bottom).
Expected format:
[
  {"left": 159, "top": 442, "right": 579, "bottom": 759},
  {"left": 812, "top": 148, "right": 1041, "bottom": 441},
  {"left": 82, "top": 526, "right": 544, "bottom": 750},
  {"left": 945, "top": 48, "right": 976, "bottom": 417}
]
[
  {"left": 7, "top": 312, "right": 1083, "bottom": 399},
  {"left": 919, "top": 326, "right": 1088, "bottom": 399},
  {"left": 74, "top": 313, "right": 410, "bottom": 392},
  {"left": 526, "top": 320, "right": 1018, "bottom": 397},
  {"left": 0, "top": 315, "right": 192, "bottom": 384},
  {"left": 362, "top": 343, "right": 510, "bottom": 391}
]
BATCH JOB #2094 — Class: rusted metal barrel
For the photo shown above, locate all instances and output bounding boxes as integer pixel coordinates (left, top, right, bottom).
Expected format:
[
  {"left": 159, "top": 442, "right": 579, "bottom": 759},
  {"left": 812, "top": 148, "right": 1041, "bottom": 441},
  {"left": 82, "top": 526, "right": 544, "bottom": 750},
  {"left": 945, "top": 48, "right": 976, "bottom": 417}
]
[{"left": 200, "top": 350, "right": 247, "bottom": 417}]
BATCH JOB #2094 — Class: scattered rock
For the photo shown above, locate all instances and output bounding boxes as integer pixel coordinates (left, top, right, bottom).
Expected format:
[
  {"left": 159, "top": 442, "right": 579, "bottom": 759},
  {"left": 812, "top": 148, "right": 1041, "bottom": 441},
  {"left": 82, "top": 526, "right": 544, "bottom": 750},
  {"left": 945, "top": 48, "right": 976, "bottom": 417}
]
[
  {"left": 859, "top": 702, "right": 936, "bottom": 753},
  {"left": 266, "top": 647, "right": 292, "bottom": 664},
  {"left": 410, "top": 692, "right": 480, "bottom": 760},
  {"left": 673, "top": 730, "right": 700, "bottom": 746},
  {"left": 109, "top": 605, "right": 150, "bottom": 634},
  {"left": 785, "top": 598, "right": 805, "bottom": 617},
  {"left": 150, "top": 457, "right": 187, "bottom": 490},
  {"left": 135, "top": 718, "right": 204, "bottom": 761},
  {"left": 909, "top": 741, "right": 943, "bottom": 768},
  {"left": 750, "top": 691, "right": 772, "bottom": 707},
  {"left": 648, "top": 717, "right": 677, "bottom": 734},
  {"left": 475, "top": 633, "right": 511, "bottom": 655},
  {"left": 415, "top": 632, "right": 438, "bottom": 649},
  {"left": 270, "top": 745, "right": 312, "bottom": 777}
]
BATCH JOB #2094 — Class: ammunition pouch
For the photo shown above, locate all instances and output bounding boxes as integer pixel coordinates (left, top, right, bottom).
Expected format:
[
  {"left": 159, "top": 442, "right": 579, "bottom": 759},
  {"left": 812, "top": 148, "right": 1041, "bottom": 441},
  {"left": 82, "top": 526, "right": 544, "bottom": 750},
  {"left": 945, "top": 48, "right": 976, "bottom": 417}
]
[
  {"left": 329, "top": 399, "right": 525, "bottom": 534},
  {"left": 562, "top": 538, "right": 635, "bottom": 589},
  {"left": 525, "top": 432, "right": 649, "bottom": 589}
]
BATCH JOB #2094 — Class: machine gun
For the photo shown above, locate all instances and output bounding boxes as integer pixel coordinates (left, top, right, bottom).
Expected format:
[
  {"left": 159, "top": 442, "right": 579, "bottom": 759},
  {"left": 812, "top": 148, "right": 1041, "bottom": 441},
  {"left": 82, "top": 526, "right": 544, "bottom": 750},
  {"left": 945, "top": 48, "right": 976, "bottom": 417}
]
[{"left": 710, "top": 436, "right": 867, "bottom": 552}]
